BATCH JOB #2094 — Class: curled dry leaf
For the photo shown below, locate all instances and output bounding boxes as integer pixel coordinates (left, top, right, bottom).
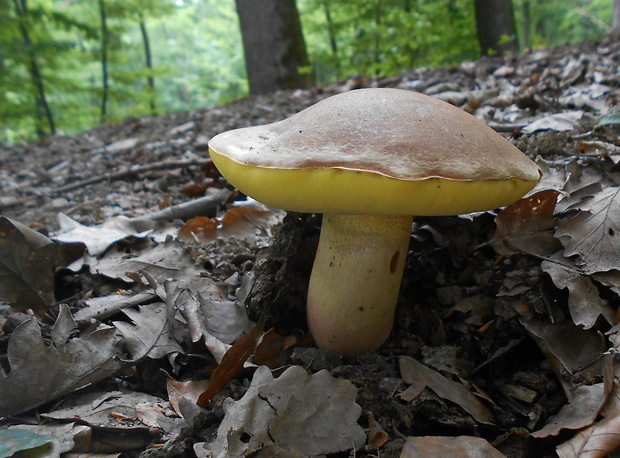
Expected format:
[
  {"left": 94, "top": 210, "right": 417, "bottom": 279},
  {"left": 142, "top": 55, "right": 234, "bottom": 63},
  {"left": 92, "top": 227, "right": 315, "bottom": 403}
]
[
  {"left": 197, "top": 320, "right": 264, "bottom": 408},
  {"left": 197, "top": 365, "right": 365, "bottom": 457}
]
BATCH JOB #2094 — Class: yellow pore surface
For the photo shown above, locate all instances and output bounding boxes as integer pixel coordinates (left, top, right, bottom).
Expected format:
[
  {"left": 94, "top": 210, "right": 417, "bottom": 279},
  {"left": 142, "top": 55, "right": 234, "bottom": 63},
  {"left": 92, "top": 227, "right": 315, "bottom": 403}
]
[{"left": 209, "top": 148, "right": 540, "bottom": 216}]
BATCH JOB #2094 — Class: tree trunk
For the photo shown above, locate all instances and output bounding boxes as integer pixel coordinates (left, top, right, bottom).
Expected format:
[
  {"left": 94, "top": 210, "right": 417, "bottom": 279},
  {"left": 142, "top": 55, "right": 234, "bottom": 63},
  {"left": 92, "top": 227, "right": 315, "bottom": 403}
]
[
  {"left": 12, "top": 0, "right": 55, "bottom": 138},
  {"left": 99, "top": 0, "right": 109, "bottom": 122},
  {"left": 474, "top": 0, "right": 519, "bottom": 56},
  {"left": 322, "top": 0, "right": 340, "bottom": 76},
  {"left": 235, "top": 0, "right": 314, "bottom": 95},
  {"left": 612, "top": 0, "right": 620, "bottom": 35},
  {"left": 139, "top": 15, "right": 157, "bottom": 115}
]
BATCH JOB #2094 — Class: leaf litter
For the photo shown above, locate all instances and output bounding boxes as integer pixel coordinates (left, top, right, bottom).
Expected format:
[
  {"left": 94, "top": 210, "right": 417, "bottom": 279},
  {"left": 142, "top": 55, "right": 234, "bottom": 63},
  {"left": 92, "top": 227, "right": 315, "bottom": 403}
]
[{"left": 2, "top": 39, "right": 620, "bottom": 456}]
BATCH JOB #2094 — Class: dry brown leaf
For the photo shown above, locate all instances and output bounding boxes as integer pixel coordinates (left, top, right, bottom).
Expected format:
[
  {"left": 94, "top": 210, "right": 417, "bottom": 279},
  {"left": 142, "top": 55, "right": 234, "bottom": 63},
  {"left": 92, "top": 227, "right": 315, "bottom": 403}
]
[
  {"left": 556, "top": 382, "right": 620, "bottom": 457},
  {"left": 400, "top": 435, "right": 506, "bottom": 457},
  {"left": 490, "top": 190, "right": 562, "bottom": 257},
  {"left": 177, "top": 216, "right": 218, "bottom": 243},
  {"left": 541, "top": 258, "right": 615, "bottom": 328},
  {"left": 167, "top": 379, "right": 210, "bottom": 417},
  {"left": 368, "top": 412, "right": 390, "bottom": 449},
  {"left": 532, "top": 384, "right": 606, "bottom": 438},
  {"left": 197, "top": 319, "right": 264, "bottom": 408},
  {"left": 197, "top": 365, "right": 365, "bottom": 456},
  {"left": 399, "top": 356, "right": 493, "bottom": 424},
  {"left": 556, "top": 186, "right": 620, "bottom": 274},
  {"left": 0, "top": 305, "right": 122, "bottom": 417}
]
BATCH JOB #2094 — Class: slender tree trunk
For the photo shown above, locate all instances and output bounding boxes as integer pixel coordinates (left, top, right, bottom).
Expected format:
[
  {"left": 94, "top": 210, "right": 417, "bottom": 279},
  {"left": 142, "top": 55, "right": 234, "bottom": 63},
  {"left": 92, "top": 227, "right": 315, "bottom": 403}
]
[
  {"left": 99, "top": 0, "right": 109, "bottom": 122},
  {"left": 474, "top": 0, "right": 519, "bottom": 56},
  {"left": 12, "top": 0, "right": 55, "bottom": 138},
  {"left": 235, "top": 0, "right": 314, "bottom": 95},
  {"left": 322, "top": 0, "right": 340, "bottom": 76},
  {"left": 612, "top": 0, "right": 620, "bottom": 35},
  {"left": 520, "top": 0, "right": 531, "bottom": 49},
  {"left": 139, "top": 15, "right": 157, "bottom": 115},
  {"left": 373, "top": 0, "right": 382, "bottom": 76}
]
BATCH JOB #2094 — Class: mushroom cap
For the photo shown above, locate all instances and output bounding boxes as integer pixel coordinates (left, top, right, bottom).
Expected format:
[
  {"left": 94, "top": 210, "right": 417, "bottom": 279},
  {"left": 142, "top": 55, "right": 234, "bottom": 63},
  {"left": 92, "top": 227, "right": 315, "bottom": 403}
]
[{"left": 209, "top": 88, "right": 541, "bottom": 216}]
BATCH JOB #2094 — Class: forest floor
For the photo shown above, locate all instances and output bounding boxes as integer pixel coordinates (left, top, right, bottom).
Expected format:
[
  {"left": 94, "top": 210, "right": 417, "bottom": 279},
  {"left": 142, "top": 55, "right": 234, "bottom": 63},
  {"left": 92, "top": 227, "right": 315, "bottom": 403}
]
[{"left": 1, "top": 37, "right": 620, "bottom": 458}]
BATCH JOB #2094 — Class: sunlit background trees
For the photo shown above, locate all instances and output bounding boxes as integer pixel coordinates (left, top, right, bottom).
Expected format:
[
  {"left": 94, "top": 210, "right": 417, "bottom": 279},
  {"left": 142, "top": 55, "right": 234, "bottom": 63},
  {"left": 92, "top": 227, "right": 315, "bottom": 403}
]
[{"left": 0, "top": 0, "right": 614, "bottom": 143}]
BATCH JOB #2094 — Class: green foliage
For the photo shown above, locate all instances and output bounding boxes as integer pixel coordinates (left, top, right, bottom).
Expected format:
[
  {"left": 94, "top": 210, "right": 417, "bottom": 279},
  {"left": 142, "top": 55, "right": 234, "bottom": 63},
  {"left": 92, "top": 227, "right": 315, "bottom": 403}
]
[
  {"left": 299, "top": 0, "right": 480, "bottom": 83},
  {"left": 514, "top": 0, "right": 612, "bottom": 49},
  {"left": 0, "top": 0, "right": 614, "bottom": 143}
]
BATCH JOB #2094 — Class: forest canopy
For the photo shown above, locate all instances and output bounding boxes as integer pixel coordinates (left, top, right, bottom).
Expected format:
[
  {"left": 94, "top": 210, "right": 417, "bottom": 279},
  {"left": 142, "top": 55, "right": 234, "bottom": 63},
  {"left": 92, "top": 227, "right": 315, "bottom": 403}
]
[{"left": 0, "top": 0, "right": 613, "bottom": 143}]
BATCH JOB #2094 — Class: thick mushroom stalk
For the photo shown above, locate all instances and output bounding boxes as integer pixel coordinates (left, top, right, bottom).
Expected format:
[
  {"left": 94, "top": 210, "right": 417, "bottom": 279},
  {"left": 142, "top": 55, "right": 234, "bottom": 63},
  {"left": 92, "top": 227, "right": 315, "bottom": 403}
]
[{"left": 307, "top": 214, "right": 413, "bottom": 356}]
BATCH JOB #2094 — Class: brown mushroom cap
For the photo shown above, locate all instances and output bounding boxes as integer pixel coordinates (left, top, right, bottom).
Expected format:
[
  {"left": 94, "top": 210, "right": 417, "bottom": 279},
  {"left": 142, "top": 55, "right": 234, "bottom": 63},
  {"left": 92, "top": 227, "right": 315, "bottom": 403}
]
[{"left": 209, "top": 88, "right": 541, "bottom": 216}]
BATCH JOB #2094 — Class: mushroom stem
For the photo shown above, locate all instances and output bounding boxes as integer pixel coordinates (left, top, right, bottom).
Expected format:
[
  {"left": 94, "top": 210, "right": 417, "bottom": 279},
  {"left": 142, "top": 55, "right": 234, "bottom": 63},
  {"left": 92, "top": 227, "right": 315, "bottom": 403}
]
[{"left": 307, "top": 214, "right": 413, "bottom": 356}]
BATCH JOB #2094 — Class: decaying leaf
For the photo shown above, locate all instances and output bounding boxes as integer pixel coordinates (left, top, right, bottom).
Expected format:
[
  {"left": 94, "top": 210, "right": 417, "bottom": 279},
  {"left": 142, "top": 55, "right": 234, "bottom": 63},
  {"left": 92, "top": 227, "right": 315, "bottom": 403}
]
[
  {"left": 54, "top": 213, "right": 152, "bottom": 256},
  {"left": 0, "top": 428, "right": 56, "bottom": 457},
  {"left": 541, "top": 258, "right": 615, "bottom": 328},
  {"left": 114, "top": 302, "right": 184, "bottom": 362},
  {"left": 197, "top": 320, "right": 264, "bottom": 408},
  {"left": 556, "top": 382, "right": 620, "bottom": 458},
  {"left": 519, "top": 319, "right": 604, "bottom": 382},
  {"left": 0, "top": 305, "right": 122, "bottom": 417},
  {"left": 532, "top": 384, "right": 606, "bottom": 438},
  {"left": 399, "top": 356, "right": 493, "bottom": 424},
  {"left": 400, "top": 435, "right": 507, "bottom": 458},
  {"left": 79, "top": 237, "right": 204, "bottom": 289},
  {"left": 43, "top": 389, "right": 182, "bottom": 438},
  {"left": 5, "top": 423, "right": 89, "bottom": 457},
  {"left": 196, "top": 365, "right": 365, "bottom": 457},
  {"left": 490, "top": 190, "right": 562, "bottom": 257},
  {"left": 0, "top": 216, "right": 59, "bottom": 313},
  {"left": 555, "top": 186, "right": 620, "bottom": 274},
  {"left": 167, "top": 379, "right": 210, "bottom": 418},
  {"left": 178, "top": 200, "right": 284, "bottom": 244}
]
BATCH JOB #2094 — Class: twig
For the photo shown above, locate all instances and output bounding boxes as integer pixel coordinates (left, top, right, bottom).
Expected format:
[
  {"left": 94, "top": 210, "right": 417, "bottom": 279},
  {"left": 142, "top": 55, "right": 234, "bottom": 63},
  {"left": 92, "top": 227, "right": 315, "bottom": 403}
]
[
  {"left": 48, "top": 158, "right": 213, "bottom": 195},
  {"left": 130, "top": 188, "right": 231, "bottom": 231}
]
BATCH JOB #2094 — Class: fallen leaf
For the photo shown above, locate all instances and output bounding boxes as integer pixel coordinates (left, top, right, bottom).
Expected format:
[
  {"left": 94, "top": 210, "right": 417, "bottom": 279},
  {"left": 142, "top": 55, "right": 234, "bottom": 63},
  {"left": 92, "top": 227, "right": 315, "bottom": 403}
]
[
  {"left": 555, "top": 186, "right": 620, "bottom": 274},
  {"left": 5, "top": 423, "right": 89, "bottom": 457},
  {"left": 490, "top": 190, "right": 562, "bottom": 257},
  {"left": 114, "top": 301, "right": 184, "bottom": 362},
  {"left": 167, "top": 379, "right": 210, "bottom": 418},
  {"left": 0, "top": 428, "right": 56, "bottom": 457},
  {"left": 542, "top": 258, "right": 615, "bottom": 328},
  {"left": 0, "top": 305, "right": 122, "bottom": 417},
  {"left": 532, "top": 384, "right": 606, "bottom": 438},
  {"left": 197, "top": 320, "right": 264, "bottom": 408},
  {"left": 54, "top": 213, "right": 152, "bottom": 256},
  {"left": 519, "top": 318, "right": 604, "bottom": 381},
  {"left": 556, "top": 382, "right": 620, "bottom": 458},
  {"left": 197, "top": 365, "right": 365, "bottom": 457},
  {"left": 0, "top": 216, "right": 59, "bottom": 313},
  {"left": 368, "top": 412, "right": 390, "bottom": 449},
  {"left": 42, "top": 390, "right": 185, "bottom": 438},
  {"left": 399, "top": 356, "right": 493, "bottom": 424},
  {"left": 400, "top": 435, "right": 507, "bottom": 457}
]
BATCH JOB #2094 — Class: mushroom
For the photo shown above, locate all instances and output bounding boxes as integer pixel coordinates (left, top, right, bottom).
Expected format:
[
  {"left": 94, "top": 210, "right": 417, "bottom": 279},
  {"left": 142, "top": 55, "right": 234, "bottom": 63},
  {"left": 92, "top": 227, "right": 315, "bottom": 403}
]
[{"left": 208, "top": 88, "right": 541, "bottom": 357}]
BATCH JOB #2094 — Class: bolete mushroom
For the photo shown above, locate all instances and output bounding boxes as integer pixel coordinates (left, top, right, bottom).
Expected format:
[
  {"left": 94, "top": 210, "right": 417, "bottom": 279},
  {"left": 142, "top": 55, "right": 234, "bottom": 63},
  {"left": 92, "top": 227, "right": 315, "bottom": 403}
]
[{"left": 208, "top": 88, "right": 541, "bottom": 357}]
